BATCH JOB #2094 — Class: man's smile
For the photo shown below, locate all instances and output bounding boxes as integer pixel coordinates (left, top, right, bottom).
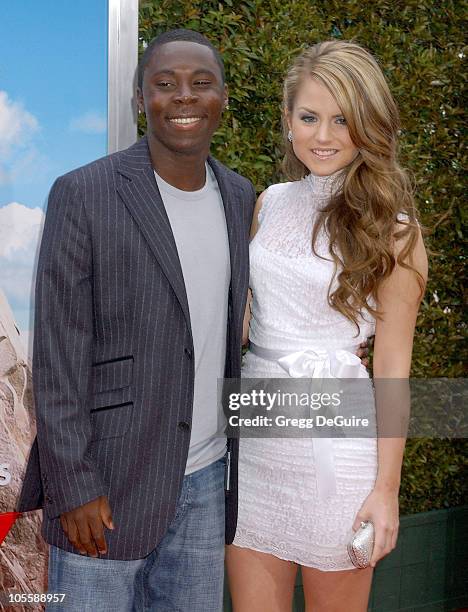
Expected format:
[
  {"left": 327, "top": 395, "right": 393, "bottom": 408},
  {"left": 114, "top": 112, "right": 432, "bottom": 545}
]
[{"left": 168, "top": 116, "right": 203, "bottom": 125}]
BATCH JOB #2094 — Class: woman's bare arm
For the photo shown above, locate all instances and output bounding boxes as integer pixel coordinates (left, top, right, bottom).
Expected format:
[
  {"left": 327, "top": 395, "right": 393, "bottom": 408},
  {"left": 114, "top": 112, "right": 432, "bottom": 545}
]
[
  {"left": 373, "top": 226, "right": 428, "bottom": 487},
  {"left": 354, "top": 225, "right": 428, "bottom": 567},
  {"left": 242, "top": 190, "right": 267, "bottom": 346}
]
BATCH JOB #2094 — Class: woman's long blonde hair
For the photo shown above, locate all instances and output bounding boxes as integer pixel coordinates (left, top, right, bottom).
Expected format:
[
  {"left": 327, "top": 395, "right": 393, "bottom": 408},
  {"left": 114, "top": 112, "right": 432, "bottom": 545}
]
[{"left": 282, "top": 40, "right": 424, "bottom": 329}]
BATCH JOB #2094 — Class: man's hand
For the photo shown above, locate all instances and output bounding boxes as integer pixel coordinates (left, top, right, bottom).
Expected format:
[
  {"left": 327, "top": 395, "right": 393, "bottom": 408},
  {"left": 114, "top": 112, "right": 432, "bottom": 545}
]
[
  {"left": 59, "top": 495, "right": 114, "bottom": 556},
  {"left": 356, "top": 339, "right": 371, "bottom": 369}
]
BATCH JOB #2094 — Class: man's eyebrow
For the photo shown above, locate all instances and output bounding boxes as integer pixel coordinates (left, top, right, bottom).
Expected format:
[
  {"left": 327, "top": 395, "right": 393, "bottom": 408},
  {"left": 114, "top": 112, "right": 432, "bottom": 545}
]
[
  {"left": 152, "top": 69, "right": 176, "bottom": 76},
  {"left": 193, "top": 68, "right": 218, "bottom": 77},
  {"left": 151, "top": 68, "right": 218, "bottom": 77},
  {"left": 298, "top": 106, "right": 344, "bottom": 118}
]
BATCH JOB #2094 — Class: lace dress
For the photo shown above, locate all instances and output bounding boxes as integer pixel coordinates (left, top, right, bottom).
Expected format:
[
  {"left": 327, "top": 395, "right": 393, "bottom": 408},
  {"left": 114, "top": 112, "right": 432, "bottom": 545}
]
[{"left": 232, "top": 173, "right": 378, "bottom": 570}]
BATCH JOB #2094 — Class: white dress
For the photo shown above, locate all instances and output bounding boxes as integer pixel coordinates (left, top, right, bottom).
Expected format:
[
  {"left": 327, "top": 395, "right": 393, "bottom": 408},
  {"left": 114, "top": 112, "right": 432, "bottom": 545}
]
[{"left": 233, "top": 173, "right": 378, "bottom": 571}]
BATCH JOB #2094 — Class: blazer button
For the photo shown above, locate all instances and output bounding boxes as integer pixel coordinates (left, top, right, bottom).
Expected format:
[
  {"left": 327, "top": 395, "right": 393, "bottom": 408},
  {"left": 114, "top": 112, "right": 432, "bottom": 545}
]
[
  {"left": 178, "top": 421, "right": 191, "bottom": 432},
  {"left": 184, "top": 347, "right": 192, "bottom": 359}
]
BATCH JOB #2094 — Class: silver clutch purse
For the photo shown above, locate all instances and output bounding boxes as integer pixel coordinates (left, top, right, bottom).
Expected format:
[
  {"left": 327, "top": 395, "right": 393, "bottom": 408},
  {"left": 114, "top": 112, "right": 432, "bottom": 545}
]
[{"left": 347, "top": 521, "right": 375, "bottom": 568}]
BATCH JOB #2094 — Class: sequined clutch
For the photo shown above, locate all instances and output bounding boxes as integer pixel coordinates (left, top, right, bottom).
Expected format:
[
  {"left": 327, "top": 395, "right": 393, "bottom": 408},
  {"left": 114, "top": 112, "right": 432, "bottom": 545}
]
[{"left": 347, "top": 521, "right": 375, "bottom": 568}]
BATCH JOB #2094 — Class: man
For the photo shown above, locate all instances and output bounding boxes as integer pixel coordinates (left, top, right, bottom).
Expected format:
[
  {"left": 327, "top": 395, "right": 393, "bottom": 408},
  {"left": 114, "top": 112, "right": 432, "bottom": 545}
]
[{"left": 18, "top": 29, "right": 253, "bottom": 611}]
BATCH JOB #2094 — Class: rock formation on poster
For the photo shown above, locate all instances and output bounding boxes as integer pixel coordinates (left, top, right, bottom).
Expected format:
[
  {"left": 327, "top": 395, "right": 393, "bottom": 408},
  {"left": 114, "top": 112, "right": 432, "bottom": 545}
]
[{"left": 0, "top": 289, "right": 47, "bottom": 607}]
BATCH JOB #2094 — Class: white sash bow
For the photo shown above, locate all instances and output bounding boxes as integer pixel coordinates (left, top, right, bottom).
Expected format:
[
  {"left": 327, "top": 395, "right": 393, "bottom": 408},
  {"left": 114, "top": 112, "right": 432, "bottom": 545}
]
[
  {"left": 277, "top": 348, "right": 367, "bottom": 380},
  {"left": 249, "top": 343, "right": 367, "bottom": 501}
]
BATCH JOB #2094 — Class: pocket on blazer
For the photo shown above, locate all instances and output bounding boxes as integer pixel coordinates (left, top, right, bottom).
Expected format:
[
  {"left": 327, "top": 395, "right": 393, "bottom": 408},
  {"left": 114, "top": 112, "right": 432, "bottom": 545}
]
[
  {"left": 90, "top": 401, "right": 133, "bottom": 441},
  {"left": 92, "top": 355, "right": 134, "bottom": 393},
  {"left": 90, "top": 355, "right": 134, "bottom": 413}
]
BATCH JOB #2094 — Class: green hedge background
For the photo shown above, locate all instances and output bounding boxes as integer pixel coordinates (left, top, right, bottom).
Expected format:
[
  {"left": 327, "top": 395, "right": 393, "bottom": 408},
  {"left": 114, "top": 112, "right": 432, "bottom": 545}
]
[{"left": 138, "top": 0, "right": 466, "bottom": 514}]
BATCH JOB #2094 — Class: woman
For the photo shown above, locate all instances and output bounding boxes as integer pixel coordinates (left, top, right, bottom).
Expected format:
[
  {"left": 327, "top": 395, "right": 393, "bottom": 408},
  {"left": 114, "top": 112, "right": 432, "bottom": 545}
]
[{"left": 226, "top": 41, "right": 428, "bottom": 611}]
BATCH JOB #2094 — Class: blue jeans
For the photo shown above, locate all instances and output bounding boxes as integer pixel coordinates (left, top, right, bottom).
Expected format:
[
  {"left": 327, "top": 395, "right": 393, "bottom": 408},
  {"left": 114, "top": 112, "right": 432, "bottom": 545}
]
[{"left": 47, "top": 457, "right": 226, "bottom": 611}]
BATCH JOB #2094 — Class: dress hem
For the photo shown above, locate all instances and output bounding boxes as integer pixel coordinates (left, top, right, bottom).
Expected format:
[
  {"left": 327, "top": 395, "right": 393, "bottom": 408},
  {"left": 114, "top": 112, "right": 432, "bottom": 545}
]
[{"left": 230, "top": 539, "right": 358, "bottom": 572}]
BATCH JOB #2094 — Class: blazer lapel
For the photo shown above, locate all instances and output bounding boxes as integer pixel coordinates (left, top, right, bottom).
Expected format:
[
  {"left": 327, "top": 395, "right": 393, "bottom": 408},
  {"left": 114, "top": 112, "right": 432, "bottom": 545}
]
[
  {"left": 208, "top": 156, "right": 248, "bottom": 327},
  {"left": 116, "top": 137, "right": 191, "bottom": 332}
]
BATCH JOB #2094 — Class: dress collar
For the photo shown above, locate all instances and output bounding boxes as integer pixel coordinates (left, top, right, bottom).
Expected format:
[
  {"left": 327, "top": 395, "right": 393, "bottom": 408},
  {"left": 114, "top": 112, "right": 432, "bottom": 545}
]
[{"left": 302, "top": 169, "right": 345, "bottom": 198}]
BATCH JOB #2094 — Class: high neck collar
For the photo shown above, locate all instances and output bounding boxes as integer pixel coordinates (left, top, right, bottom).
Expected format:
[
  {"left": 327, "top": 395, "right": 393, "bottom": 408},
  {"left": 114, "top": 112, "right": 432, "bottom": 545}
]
[{"left": 302, "top": 169, "right": 345, "bottom": 198}]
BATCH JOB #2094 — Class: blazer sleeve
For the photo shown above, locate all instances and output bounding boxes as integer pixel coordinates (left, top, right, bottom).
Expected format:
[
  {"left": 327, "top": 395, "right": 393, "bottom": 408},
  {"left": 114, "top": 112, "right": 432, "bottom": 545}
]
[
  {"left": 247, "top": 179, "right": 256, "bottom": 226},
  {"left": 33, "top": 174, "right": 106, "bottom": 519}
]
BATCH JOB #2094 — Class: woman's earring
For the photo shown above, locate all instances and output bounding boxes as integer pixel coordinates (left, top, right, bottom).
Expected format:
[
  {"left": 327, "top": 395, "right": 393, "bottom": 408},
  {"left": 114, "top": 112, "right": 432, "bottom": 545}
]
[{"left": 288, "top": 130, "right": 293, "bottom": 142}]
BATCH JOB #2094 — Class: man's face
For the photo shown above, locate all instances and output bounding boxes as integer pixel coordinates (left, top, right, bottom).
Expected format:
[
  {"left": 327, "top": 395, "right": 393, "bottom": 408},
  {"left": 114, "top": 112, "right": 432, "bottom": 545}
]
[{"left": 138, "top": 41, "right": 228, "bottom": 156}]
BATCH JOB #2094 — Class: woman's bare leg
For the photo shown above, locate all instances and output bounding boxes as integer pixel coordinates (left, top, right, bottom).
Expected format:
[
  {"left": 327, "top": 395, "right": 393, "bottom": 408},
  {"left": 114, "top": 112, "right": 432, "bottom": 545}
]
[
  {"left": 226, "top": 544, "right": 298, "bottom": 612},
  {"left": 301, "top": 565, "right": 373, "bottom": 612}
]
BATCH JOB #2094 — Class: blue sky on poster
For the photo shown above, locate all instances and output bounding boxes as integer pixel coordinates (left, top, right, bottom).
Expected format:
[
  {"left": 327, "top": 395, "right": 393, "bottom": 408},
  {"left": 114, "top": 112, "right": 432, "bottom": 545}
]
[{"left": 0, "top": 1, "right": 108, "bottom": 349}]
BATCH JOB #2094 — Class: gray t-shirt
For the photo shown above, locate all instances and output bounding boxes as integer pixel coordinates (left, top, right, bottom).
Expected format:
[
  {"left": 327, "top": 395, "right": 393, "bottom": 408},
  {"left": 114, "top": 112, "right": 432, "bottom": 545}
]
[{"left": 154, "top": 165, "right": 230, "bottom": 474}]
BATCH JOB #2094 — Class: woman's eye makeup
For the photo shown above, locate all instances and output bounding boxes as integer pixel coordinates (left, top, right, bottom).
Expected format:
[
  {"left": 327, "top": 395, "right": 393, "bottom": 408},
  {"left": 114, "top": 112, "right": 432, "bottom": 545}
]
[
  {"left": 300, "top": 114, "right": 317, "bottom": 123},
  {"left": 298, "top": 114, "right": 347, "bottom": 125}
]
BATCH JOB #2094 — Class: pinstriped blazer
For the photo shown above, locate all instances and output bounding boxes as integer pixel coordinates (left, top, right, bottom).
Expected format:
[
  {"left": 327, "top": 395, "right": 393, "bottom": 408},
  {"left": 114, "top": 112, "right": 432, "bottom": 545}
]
[{"left": 17, "top": 136, "right": 255, "bottom": 560}]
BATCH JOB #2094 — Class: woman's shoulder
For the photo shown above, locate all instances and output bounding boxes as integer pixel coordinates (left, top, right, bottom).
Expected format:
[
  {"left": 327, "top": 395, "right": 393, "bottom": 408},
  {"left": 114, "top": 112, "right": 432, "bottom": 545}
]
[
  {"left": 257, "top": 180, "right": 300, "bottom": 223},
  {"left": 265, "top": 180, "right": 300, "bottom": 197}
]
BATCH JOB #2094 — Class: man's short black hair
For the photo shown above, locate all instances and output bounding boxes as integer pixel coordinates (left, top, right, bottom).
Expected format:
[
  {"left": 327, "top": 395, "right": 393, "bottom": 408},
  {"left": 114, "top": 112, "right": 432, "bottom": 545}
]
[{"left": 138, "top": 29, "right": 225, "bottom": 89}]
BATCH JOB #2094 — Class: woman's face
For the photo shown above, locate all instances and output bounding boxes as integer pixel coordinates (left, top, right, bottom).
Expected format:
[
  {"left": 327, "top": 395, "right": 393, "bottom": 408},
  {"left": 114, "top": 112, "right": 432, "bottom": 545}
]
[{"left": 287, "top": 77, "right": 359, "bottom": 176}]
